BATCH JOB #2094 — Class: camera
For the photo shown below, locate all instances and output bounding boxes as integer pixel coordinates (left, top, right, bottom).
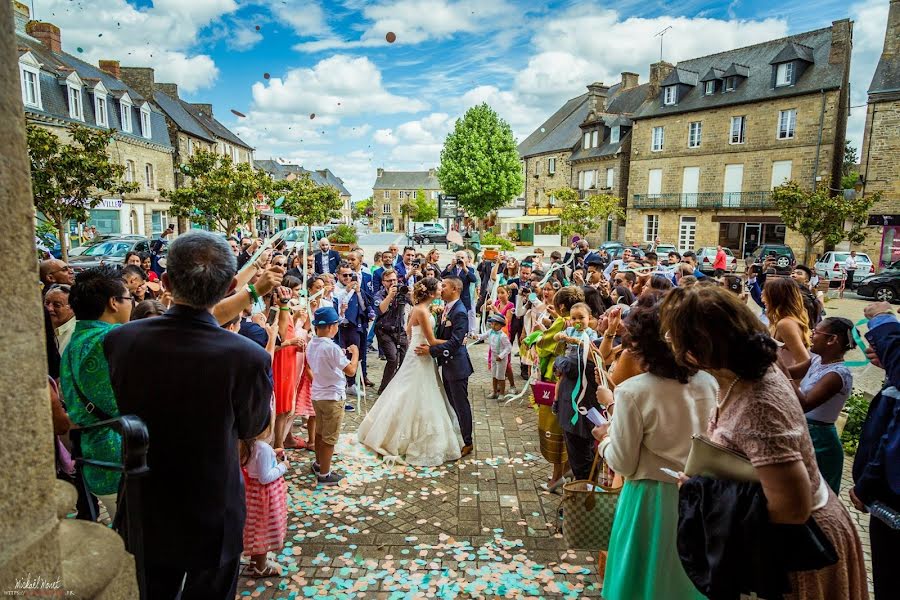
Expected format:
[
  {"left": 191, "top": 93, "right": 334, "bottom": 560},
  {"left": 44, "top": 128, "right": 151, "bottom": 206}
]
[
  {"left": 278, "top": 295, "right": 291, "bottom": 305},
  {"left": 349, "top": 273, "right": 358, "bottom": 282},
  {"left": 398, "top": 285, "right": 410, "bottom": 296},
  {"left": 412, "top": 259, "right": 421, "bottom": 268},
  {"left": 456, "top": 258, "right": 465, "bottom": 266}
]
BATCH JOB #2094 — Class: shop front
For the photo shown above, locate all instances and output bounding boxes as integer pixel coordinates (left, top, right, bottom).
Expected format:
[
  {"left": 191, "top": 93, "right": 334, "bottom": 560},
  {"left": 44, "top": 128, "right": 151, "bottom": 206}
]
[
  {"left": 715, "top": 217, "right": 786, "bottom": 258},
  {"left": 868, "top": 214, "right": 900, "bottom": 268}
]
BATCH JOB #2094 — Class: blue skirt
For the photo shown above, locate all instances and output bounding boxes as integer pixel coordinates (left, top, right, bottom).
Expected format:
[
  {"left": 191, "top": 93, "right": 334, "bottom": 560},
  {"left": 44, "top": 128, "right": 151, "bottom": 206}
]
[{"left": 603, "top": 479, "right": 706, "bottom": 600}]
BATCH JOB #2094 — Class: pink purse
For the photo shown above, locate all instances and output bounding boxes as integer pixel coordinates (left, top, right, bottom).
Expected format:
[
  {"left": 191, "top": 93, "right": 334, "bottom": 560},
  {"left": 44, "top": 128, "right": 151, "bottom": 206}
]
[{"left": 531, "top": 380, "right": 557, "bottom": 406}]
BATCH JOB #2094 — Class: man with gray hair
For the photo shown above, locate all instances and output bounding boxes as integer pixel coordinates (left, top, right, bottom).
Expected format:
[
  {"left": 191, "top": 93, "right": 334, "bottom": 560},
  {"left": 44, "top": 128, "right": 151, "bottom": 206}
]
[{"left": 104, "top": 230, "right": 273, "bottom": 599}]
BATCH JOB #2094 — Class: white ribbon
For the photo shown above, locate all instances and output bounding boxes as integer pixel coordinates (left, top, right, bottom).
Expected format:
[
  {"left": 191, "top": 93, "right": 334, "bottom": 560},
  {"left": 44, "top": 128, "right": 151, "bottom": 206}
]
[{"left": 239, "top": 229, "right": 288, "bottom": 274}]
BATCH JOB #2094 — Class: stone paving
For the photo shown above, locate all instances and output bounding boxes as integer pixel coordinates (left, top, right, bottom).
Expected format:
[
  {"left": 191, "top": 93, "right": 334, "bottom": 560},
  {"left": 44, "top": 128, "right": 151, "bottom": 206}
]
[{"left": 237, "top": 339, "right": 877, "bottom": 599}]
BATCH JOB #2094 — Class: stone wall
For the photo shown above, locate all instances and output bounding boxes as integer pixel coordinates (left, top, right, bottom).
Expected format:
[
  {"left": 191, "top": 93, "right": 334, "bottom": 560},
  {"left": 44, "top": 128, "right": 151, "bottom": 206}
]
[
  {"left": 371, "top": 188, "right": 441, "bottom": 232},
  {"left": 523, "top": 150, "right": 573, "bottom": 208},
  {"left": 858, "top": 98, "right": 900, "bottom": 261}
]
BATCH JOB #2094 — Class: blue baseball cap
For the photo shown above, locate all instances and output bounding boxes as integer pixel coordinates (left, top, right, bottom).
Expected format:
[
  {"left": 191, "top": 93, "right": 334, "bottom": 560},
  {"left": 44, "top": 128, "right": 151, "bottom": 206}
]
[{"left": 312, "top": 306, "right": 339, "bottom": 326}]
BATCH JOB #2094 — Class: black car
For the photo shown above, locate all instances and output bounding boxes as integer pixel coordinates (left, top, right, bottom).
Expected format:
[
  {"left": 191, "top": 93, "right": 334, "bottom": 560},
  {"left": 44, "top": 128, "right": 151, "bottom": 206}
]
[
  {"left": 748, "top": 244, "right": 796, "bottom": 270},
  {"left": 409, "top": 226, "right": 448, "bottom": 244},
  {"left": 856, "top": 261, "right": 900, "bottom": 302},
  {"left": 69, "top": 237, "right": 151, "bottom": 272}
]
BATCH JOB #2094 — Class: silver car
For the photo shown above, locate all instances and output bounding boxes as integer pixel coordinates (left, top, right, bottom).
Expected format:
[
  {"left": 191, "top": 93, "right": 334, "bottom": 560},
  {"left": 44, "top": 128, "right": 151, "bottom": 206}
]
[
  {"left": 697, "top": 247, "right": 738, "bottom": 274},
  {"left": 814, "top": 251, "right": 874, "bottom": 285}
]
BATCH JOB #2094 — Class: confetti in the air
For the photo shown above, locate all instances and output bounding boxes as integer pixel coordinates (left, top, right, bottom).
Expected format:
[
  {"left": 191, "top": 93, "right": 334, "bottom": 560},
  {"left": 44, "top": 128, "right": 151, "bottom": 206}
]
[
  {"left": 76, "top": 47, "right": 84, "bottom": 53},
  {"left": 263, "top": 72, "right": 270, "bottom": 79},
  {"left": 309, "top": 113, "right": 316, "bottom": 120},
  {"left": 386, "top": 31, "right": 397, "bottom": 43},
  {"left": 230, "top": 109, "right": 246, "bottom": 118}
]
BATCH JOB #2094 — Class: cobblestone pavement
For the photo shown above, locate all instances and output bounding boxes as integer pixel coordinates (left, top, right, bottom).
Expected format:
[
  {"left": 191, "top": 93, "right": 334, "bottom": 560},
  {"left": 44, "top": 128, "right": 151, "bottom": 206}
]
[
  {"left": 238, "top": 340, "right": 876, "bottom": 599},
  {"left": 238, "top": 343, "right": 602, "bottom": 599}
]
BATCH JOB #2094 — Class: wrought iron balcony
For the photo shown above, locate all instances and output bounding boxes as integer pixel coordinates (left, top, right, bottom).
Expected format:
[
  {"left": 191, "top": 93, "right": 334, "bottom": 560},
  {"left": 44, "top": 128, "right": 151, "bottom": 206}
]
[{"left": 631, "top": 191, "right": 775, "bottom": 210}]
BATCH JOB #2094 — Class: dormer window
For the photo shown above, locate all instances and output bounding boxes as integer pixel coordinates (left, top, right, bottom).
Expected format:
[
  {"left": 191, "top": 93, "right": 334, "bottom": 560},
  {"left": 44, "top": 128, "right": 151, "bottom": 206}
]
[
  {"left": 19, "top": 53, "right": 43, "bottom": 110},
  {"left": 591, "top": 130, "right": 598, "bottom": 147},
  {"left": 663, "top": 86, "right": 677, "bottom": 106},
  {"left": 583, "top": 132, "right": 590, "bottom": 150},
  {"left": 704, "top": 81, "right": 716, "bottom": 95},
  {"left": 140, "top": 104, "right": 152, "bottom": 138},
  {"left": 120, "top": 96, "right": 133, "bottom": 133},
  {"left": 91, "top": 81, "right": 109, "bottom": 127},
  {"left": 67, "top": 85, "right": 83, "bottom": 121},
  {"left": 775, "top": 62, "right": 793, "bottom": 87},
  {"left": 610, "top": 126, "right": 620, "bottom": 144},
  {"left": 725, "top": 77, "right": 737, "bottom": 92}
]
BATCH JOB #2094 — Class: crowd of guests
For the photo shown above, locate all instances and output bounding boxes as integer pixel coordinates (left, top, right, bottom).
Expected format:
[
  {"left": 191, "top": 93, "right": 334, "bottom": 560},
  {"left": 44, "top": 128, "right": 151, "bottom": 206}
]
[{"left": 37, "top": 231, "right": 899, "bottom": 599}]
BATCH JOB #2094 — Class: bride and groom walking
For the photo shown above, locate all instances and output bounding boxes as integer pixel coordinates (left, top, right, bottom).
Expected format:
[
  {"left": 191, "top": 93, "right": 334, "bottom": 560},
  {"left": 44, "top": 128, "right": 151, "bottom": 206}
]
[{"left": 357, "top": 276, "right": 474, "bottom": 466}]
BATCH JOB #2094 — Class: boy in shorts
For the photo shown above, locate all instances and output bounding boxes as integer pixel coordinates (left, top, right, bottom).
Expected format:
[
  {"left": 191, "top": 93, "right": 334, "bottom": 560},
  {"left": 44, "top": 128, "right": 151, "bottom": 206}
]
[{"left": 307, "top": 306, "right": 359, "bottom": 486}]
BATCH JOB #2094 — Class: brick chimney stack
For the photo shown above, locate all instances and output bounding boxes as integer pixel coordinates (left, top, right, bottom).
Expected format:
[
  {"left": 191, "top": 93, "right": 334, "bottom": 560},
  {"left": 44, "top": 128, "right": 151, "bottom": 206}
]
[
  {"left": 377, "top": 168, "right": 384, "bottom": 177},
  {"left": 98, "top": 60, "right": 121, "bottom": 79},
  {"left": 620, "top": 72, "right": 639, "bottom": 90},
  {"left": 828, "top": 19, "right": 853, "bottom": 65},
  {"left": 119, "top": 67, "right": 156, "bottom": 100},
  {"left": 155, "top": 83, "right": 179, "bottom": 99},
  {"left": 586, "top": 82, "right": 610, "bottom": 114},
  {"left": 647, "top": 61, "right": 675, "bottom": 100},
  {"left": 25, "top": 21, "right": 61, "bottom": 53},
  {"left": 192, "top": 103, "right": 213, "bottom": 117},
  {"left": 882, "top": 0, "right": 900, "bottom": 56}
]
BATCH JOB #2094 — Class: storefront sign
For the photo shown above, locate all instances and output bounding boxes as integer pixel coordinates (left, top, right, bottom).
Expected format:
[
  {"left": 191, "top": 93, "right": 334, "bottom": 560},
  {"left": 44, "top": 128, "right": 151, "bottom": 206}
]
[
  {"left": 98, "top": 198, "right": 123, "bottom": 209},
  {"left": 867, "top": 214, "right": 900, "bottom": 227},
  {"left": 438, "top": 194, "right": 459, "bottom": 219}
]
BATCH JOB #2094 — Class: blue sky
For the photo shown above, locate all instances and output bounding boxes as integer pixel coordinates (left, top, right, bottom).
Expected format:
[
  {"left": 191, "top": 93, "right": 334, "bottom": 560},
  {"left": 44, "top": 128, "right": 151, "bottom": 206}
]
[{"left": 31, "top": 0, "right": 892, "bottom": 200}]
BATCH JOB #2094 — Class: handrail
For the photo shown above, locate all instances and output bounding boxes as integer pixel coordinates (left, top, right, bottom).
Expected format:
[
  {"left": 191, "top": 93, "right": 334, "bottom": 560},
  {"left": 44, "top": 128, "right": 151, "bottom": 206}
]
[{"left": 631, "top": 191, "right": 775, "bottom": 210}]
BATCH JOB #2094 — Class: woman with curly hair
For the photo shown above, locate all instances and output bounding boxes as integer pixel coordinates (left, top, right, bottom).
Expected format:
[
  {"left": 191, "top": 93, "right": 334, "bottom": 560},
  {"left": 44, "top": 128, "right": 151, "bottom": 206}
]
[
  {"left": 591, "top": 297, "right": 718, "bottom": 600},
  {"left": 660, "top": 286, "right": 867, "bottom": 600},
  {"left": 763, "top": 276, "right": 811, "bottom": 367},
  {"left": 356, "top": 277, "right": 464, "bottom": 465}
]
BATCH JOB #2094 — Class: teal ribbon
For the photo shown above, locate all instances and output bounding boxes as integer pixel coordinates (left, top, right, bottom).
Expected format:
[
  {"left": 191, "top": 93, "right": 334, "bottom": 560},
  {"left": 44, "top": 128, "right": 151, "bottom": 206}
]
[
  {"left": 570, "top": 341, "right": 583, "bottom": 426},
  {"left": 844, "top": 318, "right": 871, "bottom": 368}
]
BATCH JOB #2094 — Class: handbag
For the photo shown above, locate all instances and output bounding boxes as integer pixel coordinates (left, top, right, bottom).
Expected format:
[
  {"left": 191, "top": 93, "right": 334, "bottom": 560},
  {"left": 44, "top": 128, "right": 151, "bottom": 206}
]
[
  {"left": 559, "top": 447, "right": 622, "bottom": 549},
  {"left": 531, "top": 380, "right": 556, "bottom": 406},
  {"left": 537, "top": 404, "right": 567, "bottom": 464},
  {"left": 684, "top": 434, "right": 759, "bottom": 482}
]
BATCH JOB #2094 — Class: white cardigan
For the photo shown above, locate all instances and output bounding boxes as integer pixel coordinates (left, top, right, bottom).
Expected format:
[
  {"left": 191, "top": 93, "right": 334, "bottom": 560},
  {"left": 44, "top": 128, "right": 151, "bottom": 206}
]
[{"left": 599, "top": 371, "right": 718, "bottom": 483}]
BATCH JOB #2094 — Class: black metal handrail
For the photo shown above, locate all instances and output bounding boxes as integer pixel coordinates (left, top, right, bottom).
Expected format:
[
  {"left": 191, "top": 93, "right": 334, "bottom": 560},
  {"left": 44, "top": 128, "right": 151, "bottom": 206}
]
[
  {"left": 71, "top": 415, "right": 149, "bottom": 598},
  {"left": 631, "top": 191, "right": 775, "bottom": 210}
]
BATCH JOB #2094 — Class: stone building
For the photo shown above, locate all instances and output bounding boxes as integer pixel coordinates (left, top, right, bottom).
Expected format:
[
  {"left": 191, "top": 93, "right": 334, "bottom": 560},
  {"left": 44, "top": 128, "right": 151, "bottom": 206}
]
[
  {"left": 624, "top": 21, "right": 853, "bottom": 260},
  {"left": 254, "top": 159, "right": 352, "bottom": 230},
  {"left": 14, "top": 4, "right": 175, "bottom": 241},
  {"left": 517, "top": 73, "right": 649, "bottom": 244},
  {"left": 371, "top": 168, "right": 442, "bottom": 233},
  {"left": 858, "top": 0, "right": 900, "bottom": 268}
]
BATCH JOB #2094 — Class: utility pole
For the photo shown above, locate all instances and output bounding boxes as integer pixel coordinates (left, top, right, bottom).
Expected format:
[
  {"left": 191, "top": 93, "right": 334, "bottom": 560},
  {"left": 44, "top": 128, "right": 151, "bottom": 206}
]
[{"left": 654, "top": 26, "right": 672, "bottom": 62}]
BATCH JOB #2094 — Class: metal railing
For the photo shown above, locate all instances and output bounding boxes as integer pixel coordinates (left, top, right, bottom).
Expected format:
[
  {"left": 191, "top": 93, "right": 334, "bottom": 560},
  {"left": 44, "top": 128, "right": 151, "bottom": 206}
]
[
  {"left": 631, "top": 191, "right": 775, "bottom": 210},
  {"left": 578, "top": 188, "right": 614, "bottom": 200}
]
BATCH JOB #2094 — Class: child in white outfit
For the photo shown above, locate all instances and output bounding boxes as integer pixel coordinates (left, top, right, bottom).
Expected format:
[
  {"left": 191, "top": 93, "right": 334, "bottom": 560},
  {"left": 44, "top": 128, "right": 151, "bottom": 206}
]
[{"left": 471, "top": 313, "right": 512, "bottom": 399}]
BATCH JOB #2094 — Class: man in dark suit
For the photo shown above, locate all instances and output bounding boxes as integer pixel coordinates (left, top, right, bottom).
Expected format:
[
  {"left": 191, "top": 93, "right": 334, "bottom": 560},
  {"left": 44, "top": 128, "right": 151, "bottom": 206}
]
[
  {"left": 415, "top": 276, "right": 474, "bottom": 456},
  {"left": 441, "top": 251, "right": 478, "bottom": 333},
  {"left": 104, "top": 231, "right": 272, "bottom": 599},
  {"left": 313, "top": 237, "right": 341, "bottom": 275},
  {"left": 341, "top": 251, "right": 374, "bottom": 388}
]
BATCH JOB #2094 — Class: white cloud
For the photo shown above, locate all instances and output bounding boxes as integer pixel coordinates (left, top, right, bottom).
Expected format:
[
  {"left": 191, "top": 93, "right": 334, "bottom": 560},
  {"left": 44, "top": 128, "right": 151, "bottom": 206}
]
[
  {"left": 371, "top": 113, "right": 453, "bottom": 163},
  {"left": 293, "top": 0, "right": 515, "bottom": 52},
  {"left": 846, "top": 0, "right": 891, "bottom": 152},
  {"left": 228, "top": 27, "right": 264, "bottom": 51},
  {"left": 251, "top": 55, "right": 428, "bottom": 116},
  {"left": 33, "top": 0, "right": 236, "bottom": 92},
  {"left": 339, "top": 124, "right": 372, "bottom": 139},
  {"left": 374, "top": 129, "right": 398, "bottom": 145},
  {"left": 261, "top": 0, "right": 330, "bottom": 37}
]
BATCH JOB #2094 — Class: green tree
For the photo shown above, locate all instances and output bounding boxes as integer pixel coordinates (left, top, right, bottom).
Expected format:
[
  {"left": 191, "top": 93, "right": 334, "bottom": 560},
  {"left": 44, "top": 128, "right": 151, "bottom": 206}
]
[
  {"left": 556, "top": 188, "right": 624, "bottom": 239},
  {"left": 843, "top": 139, "right": 859, "bottom": 178},
  {"left": 277, "top": 173, "right": 343, "bottom": 236},
  {"left": 352, "top": 197, "right": 373, "bottom": 220},
  {"left": 164, "top": 149, "right": 271, "bottom": 235},
  {"left": 27, "top": 124, "right": 138, "bottom": 260},
  {"left": 437, "top": 103, "right": 524, "bottom": 217},
  {"left": 772, "top": 181, "right": 877, "bottom": 264},
  {"left": 401, "top": 188, "right": 439, "bottom": 233}
]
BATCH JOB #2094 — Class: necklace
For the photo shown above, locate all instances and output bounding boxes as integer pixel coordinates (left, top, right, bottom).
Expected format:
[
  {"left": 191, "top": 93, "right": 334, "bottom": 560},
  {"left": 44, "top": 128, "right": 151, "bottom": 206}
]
[{"left": 716, "top": 376, "right": 741, "bottom": 409}]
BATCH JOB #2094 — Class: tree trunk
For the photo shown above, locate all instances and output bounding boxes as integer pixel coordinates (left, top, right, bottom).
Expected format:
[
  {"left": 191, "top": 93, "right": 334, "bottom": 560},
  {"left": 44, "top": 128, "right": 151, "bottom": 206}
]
[
  {"left": 56, "top": 216, "right": 68, "bottom": 263},
  {"left": 803, "top": 238, "right": 813, "bottom": 266}
]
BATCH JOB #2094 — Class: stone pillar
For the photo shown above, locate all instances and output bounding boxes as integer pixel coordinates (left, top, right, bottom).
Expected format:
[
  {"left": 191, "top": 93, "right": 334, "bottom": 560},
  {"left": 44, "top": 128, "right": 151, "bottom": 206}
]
[{"left": 0, "top": 0, "right": 64, "bottom": 589}]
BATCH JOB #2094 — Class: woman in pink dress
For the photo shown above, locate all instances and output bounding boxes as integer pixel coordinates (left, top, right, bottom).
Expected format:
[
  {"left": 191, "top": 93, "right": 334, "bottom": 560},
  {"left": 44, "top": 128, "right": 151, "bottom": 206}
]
[{"left": 488, "top": 285, "right": 516, "bottom": 393}]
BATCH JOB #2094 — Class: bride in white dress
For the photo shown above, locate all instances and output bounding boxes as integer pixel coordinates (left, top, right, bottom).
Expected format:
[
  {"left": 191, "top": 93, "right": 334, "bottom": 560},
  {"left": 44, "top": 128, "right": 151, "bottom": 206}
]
[{"left": 357, "top": 277, "right": 464, "bottom": 466}]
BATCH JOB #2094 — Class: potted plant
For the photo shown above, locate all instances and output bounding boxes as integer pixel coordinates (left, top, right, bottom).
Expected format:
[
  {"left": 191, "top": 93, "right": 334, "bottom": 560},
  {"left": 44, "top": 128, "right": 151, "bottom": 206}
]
[{"left": 330, "top": 223, "right": 358, "bottom": 253}]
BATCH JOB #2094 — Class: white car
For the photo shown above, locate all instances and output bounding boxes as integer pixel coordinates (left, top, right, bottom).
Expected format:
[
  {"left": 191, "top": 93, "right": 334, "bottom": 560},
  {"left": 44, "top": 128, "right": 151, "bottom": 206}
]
[
  {"left": 696, "top": 247, "right": 738, "bottom": 274},
  {"left": 814, "top": 251, "right": 875, "bottom": 285}
]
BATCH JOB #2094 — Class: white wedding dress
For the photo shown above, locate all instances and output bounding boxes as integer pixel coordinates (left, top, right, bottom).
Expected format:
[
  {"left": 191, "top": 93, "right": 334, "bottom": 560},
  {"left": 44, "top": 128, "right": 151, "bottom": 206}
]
[{"left": 357, "top": 318, "right": 464, "bottom": 466}]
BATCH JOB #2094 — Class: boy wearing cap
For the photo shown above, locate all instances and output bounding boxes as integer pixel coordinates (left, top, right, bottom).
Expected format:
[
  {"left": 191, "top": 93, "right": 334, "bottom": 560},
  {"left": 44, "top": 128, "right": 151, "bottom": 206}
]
[
  {"left": 469, "top": 313, "right": 512, "bottom": 399},
  {"left": 307, "top": 306, "right": 359, "bottom": 486}
]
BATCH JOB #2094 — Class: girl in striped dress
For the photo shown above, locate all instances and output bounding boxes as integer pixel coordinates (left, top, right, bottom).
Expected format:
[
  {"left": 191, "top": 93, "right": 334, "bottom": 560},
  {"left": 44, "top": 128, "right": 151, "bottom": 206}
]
[{"left": 240, "top": 416, "right": 289, "bottom": 577}]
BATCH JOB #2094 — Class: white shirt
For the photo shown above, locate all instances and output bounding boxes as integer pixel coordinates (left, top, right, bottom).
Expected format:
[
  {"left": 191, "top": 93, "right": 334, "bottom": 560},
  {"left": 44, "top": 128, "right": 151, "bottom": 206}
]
[
  {"left": 306, "top": 335, "right": 350, "bottom": 401},
  {"left": 844, "top": 256, "right": 858, "bottom": 270},
  {"left": 246, "top": 440, "right": 286, "bottom": 485},
  {"left": 56, "top": 317, "right": 76, "bottom": 354}
]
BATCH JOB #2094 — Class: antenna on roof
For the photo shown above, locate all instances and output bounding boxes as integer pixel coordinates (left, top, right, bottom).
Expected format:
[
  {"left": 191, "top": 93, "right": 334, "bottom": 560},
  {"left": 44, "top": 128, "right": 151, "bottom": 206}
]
[{"left": 654, "top": 26, "right": 673, "bottom": 62}]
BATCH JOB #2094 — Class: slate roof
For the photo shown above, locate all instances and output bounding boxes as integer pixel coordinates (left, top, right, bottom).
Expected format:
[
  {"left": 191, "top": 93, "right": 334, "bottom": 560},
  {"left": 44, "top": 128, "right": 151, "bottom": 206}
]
[
  {"left": 633, "top": 27, "right": 845, "bottom": 120},
  {"left": 521, "top": 80, "right": 650, "bottom": 161},
  {"left": 372, "top": 170, "right": 441, "bottom": 190},
  {"left": 255, "top": 160, "right": 351, "bottom": 197},
  {"left": 16, "top": 32, "right": 172, "bottom": 149},
  {"left": 700, "top": 67, "right": 726, "bottom": 82},
  {"left": 661, "top": 68, "right": 700, "bottom": 87},
  {"left": 869, "top": 53, "right": 900, "bottom": 96},
  {"left": 316, "top": 169, "right": 351, "bottom": 196},
  {"left": 153, "top": 91, "right": 216, "bottom": 143},
  {"left": 180, "top": 102, "right": 252, "bottom": 149},
  {"left": 770, "top": 42, "right": 815, "bottom": 65}
]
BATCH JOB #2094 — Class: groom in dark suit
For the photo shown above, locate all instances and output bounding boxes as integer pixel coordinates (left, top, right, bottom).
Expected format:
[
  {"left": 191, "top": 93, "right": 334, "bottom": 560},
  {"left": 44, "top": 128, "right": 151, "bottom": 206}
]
[{"left": 415, "top": 276, "right": 474, "bottom": 456}]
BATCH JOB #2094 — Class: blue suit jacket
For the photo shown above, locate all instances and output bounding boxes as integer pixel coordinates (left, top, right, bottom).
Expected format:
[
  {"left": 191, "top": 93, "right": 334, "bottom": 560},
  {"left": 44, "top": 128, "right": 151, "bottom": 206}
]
[
  {"left": 430, "top": 300, "right": 474, "bottom": 381},
  {"left": 853, "top": 317, "right": 900, "bottom": 510},
  {"left": 313, "top": 249, "right": 341, "bottom": 275}
]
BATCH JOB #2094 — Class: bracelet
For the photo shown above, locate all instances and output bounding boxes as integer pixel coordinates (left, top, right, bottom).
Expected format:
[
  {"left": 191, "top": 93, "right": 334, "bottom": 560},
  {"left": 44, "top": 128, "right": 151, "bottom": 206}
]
[
  {"left": 279, "top": 307, "right": 291, "bottom": 312},
  {"left": 245, "top": 283, "right": 260, "bottom": 303},
  {"left": 604, "top": 333, "right": 616, "bottom": 339}
]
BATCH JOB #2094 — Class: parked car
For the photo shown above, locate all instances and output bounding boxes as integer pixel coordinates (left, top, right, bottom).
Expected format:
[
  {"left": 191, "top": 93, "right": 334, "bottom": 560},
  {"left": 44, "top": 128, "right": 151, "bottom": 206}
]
[
  {"left": 69, "top": 234, "right": 147, "bottom": 257},
  {"left": 697, "top": 247, "right": 738, "bottom": 274},
  {"left": 412, "top": 222, "right": 447, "bottom": 233},
  {"left": 814, "top": 251, "right": 875, "bottom": 285},
  {"left": 856, "top": 261, "right": 900, "bottom": 302},
  {"left": 651, "top": 243, "right": 679, "bottom": 258},
  {"left": 600, "top": 241, "right": 623, "bottom": 250},
  {"left": 608, "top": 246, "right": 646, "bottom": 261},
  {"left": 69, "top": 238, "right": 151, "bottom": 272},
  {"left": 280, "top": 226, "right": 330, "bottom": 252},
  {"left": 748, "top": 244, "right": 796, "bottom": 269},
  {"left": 409, "top": 225, "right": 447, "bottom": 244}
]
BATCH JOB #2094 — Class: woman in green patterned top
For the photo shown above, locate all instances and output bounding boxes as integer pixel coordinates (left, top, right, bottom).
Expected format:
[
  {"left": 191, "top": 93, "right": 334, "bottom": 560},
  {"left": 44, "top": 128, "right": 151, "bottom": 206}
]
[{"left": 61, "top": 265, "right": 134, "bottom": 519}]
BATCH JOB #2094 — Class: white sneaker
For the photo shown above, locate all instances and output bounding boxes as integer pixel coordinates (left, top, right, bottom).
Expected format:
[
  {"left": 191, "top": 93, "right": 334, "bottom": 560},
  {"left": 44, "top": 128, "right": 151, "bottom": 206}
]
[{"left": 346, "top": 385, "right": 359, "bottom": 396}]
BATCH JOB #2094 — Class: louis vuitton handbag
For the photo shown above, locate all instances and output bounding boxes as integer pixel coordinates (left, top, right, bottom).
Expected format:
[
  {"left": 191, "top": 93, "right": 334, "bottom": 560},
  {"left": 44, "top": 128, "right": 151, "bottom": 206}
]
[
  {"left": 560, "top": 447, "right": 623, "bottom": 549},
  {"left": 684, "top": 434, "right": 759, "bottom": 482}
]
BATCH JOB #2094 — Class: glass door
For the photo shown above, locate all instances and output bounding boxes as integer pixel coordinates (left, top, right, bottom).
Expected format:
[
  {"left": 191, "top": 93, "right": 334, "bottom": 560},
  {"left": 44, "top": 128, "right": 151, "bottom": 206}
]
[
  {"left": 679, "top": 216, "right": 696, "bottom": 253},
  {"left": 743, "top": 223, "right": 760, "bottom": 258}
]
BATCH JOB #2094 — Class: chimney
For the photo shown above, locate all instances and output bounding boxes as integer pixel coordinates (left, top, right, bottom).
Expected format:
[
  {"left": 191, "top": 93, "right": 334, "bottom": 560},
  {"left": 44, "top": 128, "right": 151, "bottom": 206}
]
[
  {"left": 98, "top": 60, "right": 121, "bottom": 79},
  {"left": 192, "top": 103, "right": 214, "bottom": 117},
  {"left": 377, "top": 168, "right": 384, "bottom": 177},
  {"left": 586, "top": 82, "right": 610, "bottom": 114},
  {"left": 119, "top": 67, "right": 156, "bottom": 100},
  {"left": 620, "top": 72, "right": 639, "bottom": 90},
  {"left": 647, "top": 61, "right": 675, "bottom": 100},
  {"left": 829, "top": 19, "right": 853, "bottom": 65},
  {"left": 881, "top": 0, "right": 900, "bottom": 57},
  {"left": 13, "top": 1, "right": 30, "bottom": 33},
  {"left": 154, "top": 83, "right": 179, "bottom": 99},
  {"left": 25, "top": 21, "right": 61, "bottom": 54}
]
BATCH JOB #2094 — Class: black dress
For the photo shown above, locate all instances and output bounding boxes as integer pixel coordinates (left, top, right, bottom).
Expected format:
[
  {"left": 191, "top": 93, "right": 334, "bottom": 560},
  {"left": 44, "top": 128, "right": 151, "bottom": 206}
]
[{"left": 554, "top": 353, "right": 602, "bottom": 479}]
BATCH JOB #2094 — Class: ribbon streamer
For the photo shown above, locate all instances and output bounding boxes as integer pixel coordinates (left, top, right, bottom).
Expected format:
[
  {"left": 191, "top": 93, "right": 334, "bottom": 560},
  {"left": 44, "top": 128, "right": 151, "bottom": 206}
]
[
  {"left": 569, "top": 332, "right": 593, "bottom": 426},
  {"left": 844, "top": 317, "right": 871, "bottom": 368},
  {"left": 239, "top": 229, "right": 288, "bottom": 273}
]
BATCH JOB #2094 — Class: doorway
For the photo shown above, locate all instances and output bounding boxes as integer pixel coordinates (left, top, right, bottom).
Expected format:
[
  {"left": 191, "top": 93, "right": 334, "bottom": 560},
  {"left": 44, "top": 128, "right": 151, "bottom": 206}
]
[
  {"left": 743, "top": 223, "right": 760, "bottom": 258},
  {"left": 679, "top": 216, "right": 697, "bottom": 253}
]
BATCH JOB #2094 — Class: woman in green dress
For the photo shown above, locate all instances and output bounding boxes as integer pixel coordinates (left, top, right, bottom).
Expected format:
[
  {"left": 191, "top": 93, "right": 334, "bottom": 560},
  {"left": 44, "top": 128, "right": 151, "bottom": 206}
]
[
  {"left": 592, "top": 301, "right": 716, "bottom": 599},
  {"left": 61, "top": 265, "right": 134, "bottom": 519}
]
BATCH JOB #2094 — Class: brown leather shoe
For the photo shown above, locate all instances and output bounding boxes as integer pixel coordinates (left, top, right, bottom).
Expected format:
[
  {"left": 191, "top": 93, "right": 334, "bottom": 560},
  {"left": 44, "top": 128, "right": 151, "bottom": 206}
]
[{"left": 460, "top": 445, "right": 474, "bottom": 458}]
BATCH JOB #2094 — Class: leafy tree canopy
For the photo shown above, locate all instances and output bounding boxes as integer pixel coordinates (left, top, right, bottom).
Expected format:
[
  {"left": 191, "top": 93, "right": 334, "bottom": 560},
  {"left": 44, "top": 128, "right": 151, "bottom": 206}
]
[
  {"left": 556, "top": 188, "right": 624, "bottom": 238},
  {"left": 352, "top": 197, "right": 373, "bottom": 220},
  {"left": 27, "top": 123, "right": 138, "bottom": 260},
  {"left": 277, "top": 173, "right": 343, "bottom": 230},
  {"left": 437, "top": 103, "right": 523, "bottom": 217},
  {"left": 165, "top": 149, "right": 271, "bottom": 236}
]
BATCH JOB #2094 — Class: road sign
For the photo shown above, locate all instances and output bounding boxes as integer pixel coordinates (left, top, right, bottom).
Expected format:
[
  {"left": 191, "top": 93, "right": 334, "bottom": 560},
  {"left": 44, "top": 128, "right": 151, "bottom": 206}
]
[{"left": 438, "top": 194, "right": 459, "bottom": 219}]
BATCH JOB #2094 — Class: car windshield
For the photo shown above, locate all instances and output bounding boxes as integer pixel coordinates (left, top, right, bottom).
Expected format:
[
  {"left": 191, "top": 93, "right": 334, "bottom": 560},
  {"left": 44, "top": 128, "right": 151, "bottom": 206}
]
[
  {"left": 831, "top": 252, "right": 872, "bottom": 263},
  {"left": 282, "top": 228, "right": 309, "bottom": 243},
  {"left": 83, "top": 241, "right": 131, "bottom": 257}
]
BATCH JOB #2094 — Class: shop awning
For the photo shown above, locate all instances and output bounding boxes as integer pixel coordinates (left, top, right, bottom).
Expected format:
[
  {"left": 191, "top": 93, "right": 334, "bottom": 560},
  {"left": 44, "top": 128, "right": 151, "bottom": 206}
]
[{"left": 497, "top": 215, "right": 560, "bottom": 224}]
